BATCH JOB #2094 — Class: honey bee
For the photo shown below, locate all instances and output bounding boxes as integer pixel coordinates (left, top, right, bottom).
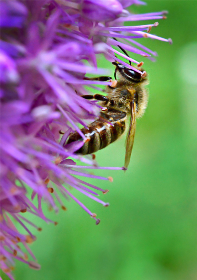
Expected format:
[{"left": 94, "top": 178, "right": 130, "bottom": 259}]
[{"left": 65, "top": 61, "right": 148, "bottom": 169}]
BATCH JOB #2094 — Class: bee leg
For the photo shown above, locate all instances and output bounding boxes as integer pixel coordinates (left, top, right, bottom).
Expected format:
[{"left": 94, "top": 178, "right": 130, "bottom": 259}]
[
  {"left": 84, "top": 76, "right": 112, "bottom": 81},
  {"left": 82, "top": 94, "right": 109, "bottom": 103}
]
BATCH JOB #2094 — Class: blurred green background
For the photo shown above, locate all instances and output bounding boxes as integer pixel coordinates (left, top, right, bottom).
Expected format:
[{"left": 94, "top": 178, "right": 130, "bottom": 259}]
[{"left": 2, "top": 1, "right": 197, "bottom": 280}]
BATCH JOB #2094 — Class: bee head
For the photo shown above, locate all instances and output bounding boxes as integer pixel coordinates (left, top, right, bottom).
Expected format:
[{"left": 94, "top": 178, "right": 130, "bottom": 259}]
[{"left": 112, "top": 61, "right": 147, "bottom": 84}]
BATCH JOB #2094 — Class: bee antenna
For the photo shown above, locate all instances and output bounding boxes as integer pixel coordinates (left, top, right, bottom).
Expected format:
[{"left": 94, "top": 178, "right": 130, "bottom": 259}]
[{"left": 112, "top": 37, "right": 131, "bottom": 66}]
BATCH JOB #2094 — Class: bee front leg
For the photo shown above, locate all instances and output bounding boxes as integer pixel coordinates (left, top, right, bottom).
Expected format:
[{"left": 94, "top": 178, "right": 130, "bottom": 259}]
[
  {"left": 82, "top": 94, "right": 109, "bottom": 103},
  {"left": 84, "top": 76, "right": 112, "bottom": 81}
]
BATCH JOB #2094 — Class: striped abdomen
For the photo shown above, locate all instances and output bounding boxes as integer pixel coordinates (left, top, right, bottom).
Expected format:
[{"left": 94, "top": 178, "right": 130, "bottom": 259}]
[{"left": 65, "top": 116, "right": 126, "bottom": 155}]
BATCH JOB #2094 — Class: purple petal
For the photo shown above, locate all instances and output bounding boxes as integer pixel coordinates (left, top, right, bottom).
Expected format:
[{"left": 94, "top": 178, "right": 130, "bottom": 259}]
[
  {"left": 0, "top": 0, "right": 27, "bottom": 27},
  {"left": 82, "top": 0, "right": 123, "bottom": 21}
]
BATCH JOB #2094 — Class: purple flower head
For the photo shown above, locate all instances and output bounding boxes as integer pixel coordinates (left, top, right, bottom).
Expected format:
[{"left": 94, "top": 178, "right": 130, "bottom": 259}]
[{"left": 0, "top": 0, "right": 171, "bottom": 278}]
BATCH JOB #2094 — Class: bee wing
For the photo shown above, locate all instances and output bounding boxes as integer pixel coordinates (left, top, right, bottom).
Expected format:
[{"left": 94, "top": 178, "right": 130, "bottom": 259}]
[{"left": 124, "top": 101, "right": 136, "bottom": 169}]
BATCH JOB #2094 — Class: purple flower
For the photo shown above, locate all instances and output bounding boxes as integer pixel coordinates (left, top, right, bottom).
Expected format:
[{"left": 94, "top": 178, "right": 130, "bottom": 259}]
[{"left": 0, "top": 0, "right": 171, "bottom": 278}]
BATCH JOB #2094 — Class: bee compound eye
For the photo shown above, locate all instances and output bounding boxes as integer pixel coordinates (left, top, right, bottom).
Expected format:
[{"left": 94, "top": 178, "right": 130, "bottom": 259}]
[{"left": 123, "top": 68, "right": 142, "bottom": 82}]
